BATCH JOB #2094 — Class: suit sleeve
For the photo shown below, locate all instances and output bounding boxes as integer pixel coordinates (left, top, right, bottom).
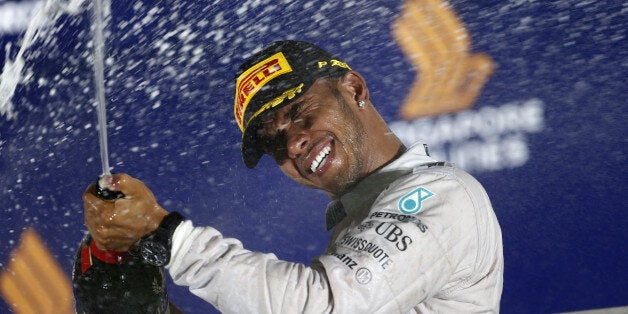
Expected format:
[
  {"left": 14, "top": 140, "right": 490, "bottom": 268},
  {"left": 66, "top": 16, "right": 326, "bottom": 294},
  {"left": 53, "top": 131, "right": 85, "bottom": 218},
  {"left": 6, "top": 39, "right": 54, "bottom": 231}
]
[
  {"left": 167, "top": 220, "right": 410, "bottom": 313},
  {"left": 167, "top": 167, "right": 490, "bottom": 313}
]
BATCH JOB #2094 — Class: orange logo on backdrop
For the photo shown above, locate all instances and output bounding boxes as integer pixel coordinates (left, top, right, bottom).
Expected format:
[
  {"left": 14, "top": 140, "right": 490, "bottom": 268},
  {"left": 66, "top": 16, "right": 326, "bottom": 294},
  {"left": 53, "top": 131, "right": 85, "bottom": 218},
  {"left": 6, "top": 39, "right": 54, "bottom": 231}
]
[
  {"left": 234, "top": 52, "right": 292, "bottom": 132},
  {"left": 392, "top": 0, "right": 494, "bottom": 119},
  {"left": 0, "top": 228, "right": 74, "bottom": 313}
]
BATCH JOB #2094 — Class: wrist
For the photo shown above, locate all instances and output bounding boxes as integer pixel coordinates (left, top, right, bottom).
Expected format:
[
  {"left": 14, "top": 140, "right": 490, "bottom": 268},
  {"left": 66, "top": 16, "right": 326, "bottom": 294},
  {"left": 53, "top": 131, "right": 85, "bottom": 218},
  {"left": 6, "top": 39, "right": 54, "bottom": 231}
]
[
  {"left": 134, "top": 211, "right": 185, "bottom": 267},
  {"left": 148, "top": 207, "right": 169, "bottom": 234}
]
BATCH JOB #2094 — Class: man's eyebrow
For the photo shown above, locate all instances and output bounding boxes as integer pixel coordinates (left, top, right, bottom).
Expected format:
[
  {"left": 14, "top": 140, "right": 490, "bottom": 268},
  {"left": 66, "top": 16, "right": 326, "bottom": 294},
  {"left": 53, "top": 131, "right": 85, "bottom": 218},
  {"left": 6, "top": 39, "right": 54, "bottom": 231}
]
[{"left": 286, "top": 101, "right": 304, "bottom": 120}]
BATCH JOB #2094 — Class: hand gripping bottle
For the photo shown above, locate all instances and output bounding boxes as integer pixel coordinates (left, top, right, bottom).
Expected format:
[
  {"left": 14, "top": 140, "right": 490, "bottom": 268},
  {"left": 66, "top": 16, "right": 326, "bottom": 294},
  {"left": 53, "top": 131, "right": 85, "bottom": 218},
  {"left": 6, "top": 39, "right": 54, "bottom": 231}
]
[{"left": 72, "top": 176, "right": 171, "bottom": 313}]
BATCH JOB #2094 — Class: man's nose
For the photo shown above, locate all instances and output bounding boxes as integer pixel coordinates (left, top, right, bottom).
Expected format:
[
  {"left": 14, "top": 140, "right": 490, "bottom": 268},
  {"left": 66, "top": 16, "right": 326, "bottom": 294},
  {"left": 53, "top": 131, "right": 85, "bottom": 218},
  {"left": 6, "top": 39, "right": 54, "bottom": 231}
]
[{"left": 286, "top": 129, "right": 310, "bottom": 159}]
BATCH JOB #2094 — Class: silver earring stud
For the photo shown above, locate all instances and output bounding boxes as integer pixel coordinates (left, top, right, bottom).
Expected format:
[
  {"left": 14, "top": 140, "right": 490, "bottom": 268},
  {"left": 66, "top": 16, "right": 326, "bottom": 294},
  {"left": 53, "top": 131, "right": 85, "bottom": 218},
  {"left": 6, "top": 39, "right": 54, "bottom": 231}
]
[{"left": 358, "top": 100, "right": 365, "bottom": 108}]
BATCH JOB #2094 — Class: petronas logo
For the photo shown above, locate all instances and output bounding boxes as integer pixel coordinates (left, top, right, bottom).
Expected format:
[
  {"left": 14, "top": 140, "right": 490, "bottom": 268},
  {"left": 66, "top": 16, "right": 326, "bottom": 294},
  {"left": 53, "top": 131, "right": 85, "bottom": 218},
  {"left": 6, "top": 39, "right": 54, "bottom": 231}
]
[{"left": 398, "top": 187, "right": 435, "bottom": 215}]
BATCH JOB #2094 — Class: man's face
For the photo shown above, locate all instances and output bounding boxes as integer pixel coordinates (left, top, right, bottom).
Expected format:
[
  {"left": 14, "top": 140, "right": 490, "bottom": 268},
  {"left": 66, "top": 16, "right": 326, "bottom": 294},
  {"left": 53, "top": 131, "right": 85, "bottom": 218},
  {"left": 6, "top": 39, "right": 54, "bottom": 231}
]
[{"left": 258, "top": 78, "right": 367, "bottom": 197}]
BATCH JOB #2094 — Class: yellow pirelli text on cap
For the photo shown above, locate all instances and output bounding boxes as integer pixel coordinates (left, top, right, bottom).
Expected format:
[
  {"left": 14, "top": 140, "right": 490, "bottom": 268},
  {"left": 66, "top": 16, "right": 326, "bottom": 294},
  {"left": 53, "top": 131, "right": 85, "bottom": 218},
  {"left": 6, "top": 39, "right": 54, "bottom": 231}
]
[{"left": 235, "top": 52, "right": 292, "bottom": 132}]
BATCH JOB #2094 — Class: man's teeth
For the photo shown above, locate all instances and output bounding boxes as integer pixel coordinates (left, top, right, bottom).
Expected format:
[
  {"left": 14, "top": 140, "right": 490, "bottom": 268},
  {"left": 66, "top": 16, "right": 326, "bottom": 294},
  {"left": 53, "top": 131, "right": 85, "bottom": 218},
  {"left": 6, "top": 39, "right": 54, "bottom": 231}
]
[{"left": 310, "top": 145, "right": 331, "bottom": 172}]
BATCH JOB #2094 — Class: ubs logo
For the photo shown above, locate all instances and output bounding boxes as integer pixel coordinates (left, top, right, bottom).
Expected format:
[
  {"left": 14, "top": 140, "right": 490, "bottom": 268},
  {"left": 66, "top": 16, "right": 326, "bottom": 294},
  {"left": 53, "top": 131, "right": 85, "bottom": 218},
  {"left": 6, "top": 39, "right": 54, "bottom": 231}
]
[{"left": 375, "top": 222, "right": 412, "bottom": 251}]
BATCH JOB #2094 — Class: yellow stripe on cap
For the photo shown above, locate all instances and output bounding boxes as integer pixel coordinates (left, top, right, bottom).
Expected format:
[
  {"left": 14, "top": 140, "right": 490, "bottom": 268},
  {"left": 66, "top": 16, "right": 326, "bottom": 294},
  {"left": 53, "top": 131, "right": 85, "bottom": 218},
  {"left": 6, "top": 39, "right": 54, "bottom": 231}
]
[
  {"left": 246, "top": 83, "right": 305, "bottom": 129},
  {"left": 234, "top": 52, "right": 292, "bottom": 132}
]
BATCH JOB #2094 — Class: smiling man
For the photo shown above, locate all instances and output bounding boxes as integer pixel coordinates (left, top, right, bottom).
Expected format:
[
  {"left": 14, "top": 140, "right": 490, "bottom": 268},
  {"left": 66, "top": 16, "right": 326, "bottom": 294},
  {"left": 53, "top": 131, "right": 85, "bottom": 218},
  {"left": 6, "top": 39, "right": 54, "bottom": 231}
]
[
  {"left": 236, "top": 41, "right": 404, "bottom": 197},
  {"left": 75, "top": 40, "right": 504, "bottom": 313}
]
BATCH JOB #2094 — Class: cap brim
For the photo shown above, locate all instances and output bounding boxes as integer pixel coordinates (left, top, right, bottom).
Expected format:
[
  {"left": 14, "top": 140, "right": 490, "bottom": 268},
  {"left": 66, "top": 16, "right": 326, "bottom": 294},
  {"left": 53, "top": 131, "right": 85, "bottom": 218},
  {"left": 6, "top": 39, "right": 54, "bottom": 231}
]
[{"left": 241, "top": 119, "right": 265, "bottom": 169}]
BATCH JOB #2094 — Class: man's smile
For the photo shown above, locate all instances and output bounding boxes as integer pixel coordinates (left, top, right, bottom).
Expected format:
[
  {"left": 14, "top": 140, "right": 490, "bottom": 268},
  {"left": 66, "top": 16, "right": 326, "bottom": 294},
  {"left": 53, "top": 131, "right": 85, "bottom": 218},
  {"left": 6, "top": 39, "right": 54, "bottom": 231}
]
[
  {"left": 304, "top": 137, "right": 335, "bottom": 176},
  {"left": 310, "top": 144, "right": 331, "bottom": 173}
]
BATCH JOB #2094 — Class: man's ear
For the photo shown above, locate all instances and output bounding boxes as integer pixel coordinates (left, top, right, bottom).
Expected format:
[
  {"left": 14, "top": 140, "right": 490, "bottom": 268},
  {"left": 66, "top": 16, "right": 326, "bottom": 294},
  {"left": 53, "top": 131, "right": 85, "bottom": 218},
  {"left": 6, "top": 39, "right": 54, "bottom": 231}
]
[{"left": 340, "top": 70, "right": 370, "bottom": 103}]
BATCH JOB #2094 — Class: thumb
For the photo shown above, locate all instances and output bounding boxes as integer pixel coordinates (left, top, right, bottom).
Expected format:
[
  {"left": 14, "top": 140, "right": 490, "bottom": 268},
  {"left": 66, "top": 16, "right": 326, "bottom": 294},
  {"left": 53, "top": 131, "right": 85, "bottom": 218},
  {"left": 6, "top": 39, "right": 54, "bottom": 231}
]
[{"left": 110, "top": 173, "right": 143, "bottom": 196}]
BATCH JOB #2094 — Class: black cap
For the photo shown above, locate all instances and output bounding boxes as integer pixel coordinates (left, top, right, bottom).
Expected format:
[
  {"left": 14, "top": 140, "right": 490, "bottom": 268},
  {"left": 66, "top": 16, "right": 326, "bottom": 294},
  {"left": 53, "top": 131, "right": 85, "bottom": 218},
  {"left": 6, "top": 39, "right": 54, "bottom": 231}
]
[{"left": 234, "top": 40, "right": 351, "bottom": 168}]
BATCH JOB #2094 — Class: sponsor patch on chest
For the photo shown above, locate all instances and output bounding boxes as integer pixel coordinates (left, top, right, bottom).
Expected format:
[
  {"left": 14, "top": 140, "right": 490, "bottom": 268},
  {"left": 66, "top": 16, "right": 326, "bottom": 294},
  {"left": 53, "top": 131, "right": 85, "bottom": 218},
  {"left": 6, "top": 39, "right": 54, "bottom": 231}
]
[{"left": 397, "top": 186, "right": 435, "bottom": 214}]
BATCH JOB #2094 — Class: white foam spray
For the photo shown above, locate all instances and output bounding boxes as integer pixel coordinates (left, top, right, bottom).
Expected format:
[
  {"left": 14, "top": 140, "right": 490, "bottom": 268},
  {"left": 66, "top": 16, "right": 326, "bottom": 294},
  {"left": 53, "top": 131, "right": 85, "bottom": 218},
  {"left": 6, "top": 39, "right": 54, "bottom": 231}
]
[
  {"left": 0, "top": 0, "right": 86, "bottom": 119},
  {"left": 92, "top": 0, "right": 113, "bottom": 177}
]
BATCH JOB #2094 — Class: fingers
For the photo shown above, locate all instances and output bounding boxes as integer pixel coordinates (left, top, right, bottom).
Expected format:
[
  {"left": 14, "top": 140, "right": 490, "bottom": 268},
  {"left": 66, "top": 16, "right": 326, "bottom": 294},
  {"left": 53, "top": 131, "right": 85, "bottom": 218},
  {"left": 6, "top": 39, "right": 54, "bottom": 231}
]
[
  {"left": 82, "top": 173, "right": 167, "bottom": 251},
  {"left": 111, "top": 174, "right": 160, "bottom": 212},
  {"left": 84, "top": 183, "right": 104, "bottom": 204},
  {"left": 89, "top": 226, "right": 139, "bottom": 251},
  {"left": 84, "top": 200, "right": 143, "bottom": 251},
  {"left": 83, "top": 182, "right": 126, "bottom": 250},
  {"left": 111, "top": 173, "right": 143, "bottom": 197}
]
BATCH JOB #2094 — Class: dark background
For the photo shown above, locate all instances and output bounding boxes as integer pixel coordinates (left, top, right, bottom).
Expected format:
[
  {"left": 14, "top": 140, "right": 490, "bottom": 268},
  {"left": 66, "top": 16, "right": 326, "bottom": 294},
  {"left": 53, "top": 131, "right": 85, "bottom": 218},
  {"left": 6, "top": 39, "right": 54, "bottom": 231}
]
[{"left": 1, "top": 0, "right": 626, "bottom": 312}]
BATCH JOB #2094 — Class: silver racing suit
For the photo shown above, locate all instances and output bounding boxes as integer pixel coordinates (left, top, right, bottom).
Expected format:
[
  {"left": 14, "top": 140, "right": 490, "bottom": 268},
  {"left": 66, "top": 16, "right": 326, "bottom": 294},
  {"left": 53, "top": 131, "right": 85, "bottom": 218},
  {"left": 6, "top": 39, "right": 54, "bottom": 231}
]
[{"left": 167, "top": 143, "right": 504, "bottom": 313}]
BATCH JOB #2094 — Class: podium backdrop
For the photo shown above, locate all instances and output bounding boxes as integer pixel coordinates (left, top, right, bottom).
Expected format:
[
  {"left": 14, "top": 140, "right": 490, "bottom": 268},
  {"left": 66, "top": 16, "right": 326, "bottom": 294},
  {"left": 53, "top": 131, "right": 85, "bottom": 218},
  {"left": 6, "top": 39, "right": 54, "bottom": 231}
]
[{"left": 1, "top": 0, "right": 625, "bottom": 312}]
